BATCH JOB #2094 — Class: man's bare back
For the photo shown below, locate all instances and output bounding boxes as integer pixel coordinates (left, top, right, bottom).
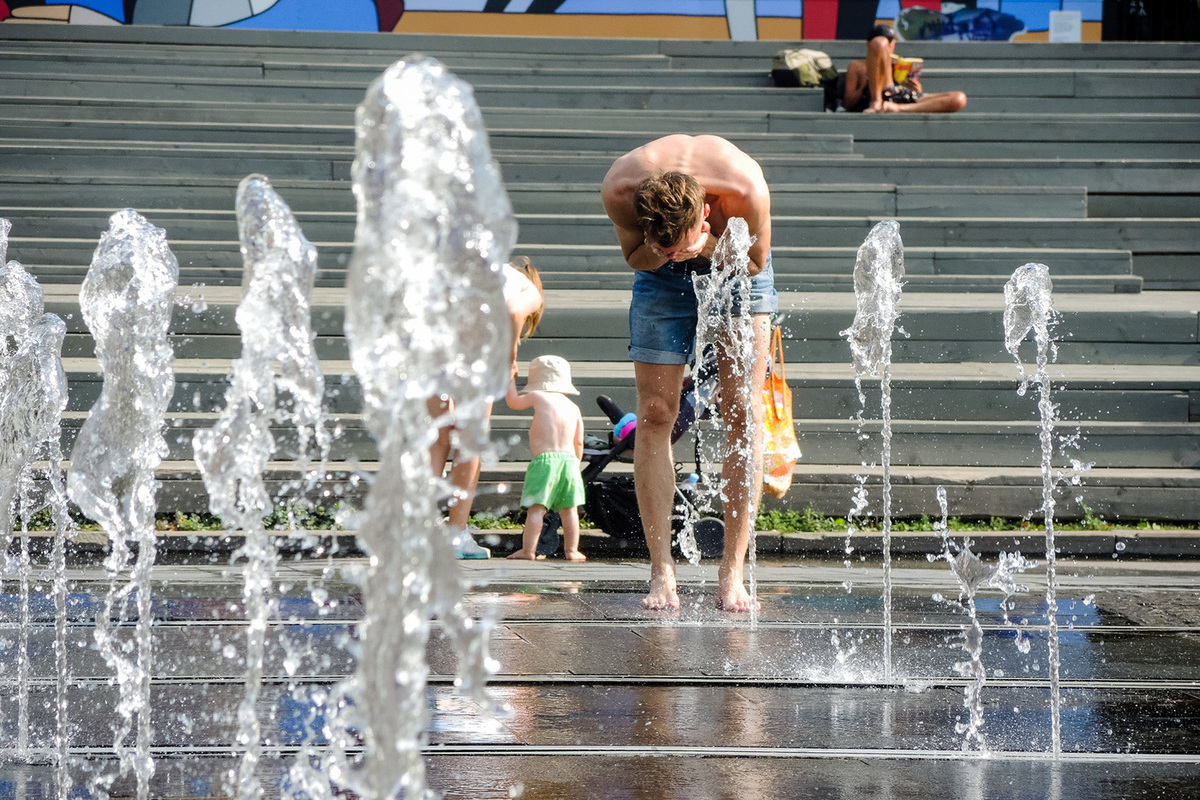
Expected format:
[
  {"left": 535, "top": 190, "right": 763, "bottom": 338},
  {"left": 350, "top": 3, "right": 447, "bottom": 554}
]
[{"left": 601, "top": 135, "right": 773, "bottom": 275}]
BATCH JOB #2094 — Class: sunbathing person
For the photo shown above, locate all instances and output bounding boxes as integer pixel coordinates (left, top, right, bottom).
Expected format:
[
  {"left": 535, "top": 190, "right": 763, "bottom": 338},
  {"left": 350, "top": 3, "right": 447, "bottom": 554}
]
[{"left": 842, "top": 24, "right": 968, "bottom": 114}]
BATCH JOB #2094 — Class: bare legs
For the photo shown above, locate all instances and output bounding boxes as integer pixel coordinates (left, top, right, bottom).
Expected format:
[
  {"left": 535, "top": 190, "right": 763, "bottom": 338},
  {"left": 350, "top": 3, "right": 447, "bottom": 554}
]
[
  {"left": 714, "top": 315, "right": 771, "bottom": 612},
  {"left": 843, "top": 37, "right": 967, "bottom": 114},
  {"left": 862, "top": 35, "right": 893, "bottom": 112},
  {"left": 559, "top": 507, "right": 585, "bottom": 560},
  {"left": 880, "top": 91, "right": 968, "bottom": 113},
  {"left": 429, "top": 397, "right": 491, "bottom": 556},
  {"left": 633, "top": 313, "right": 770, "bottom": 612},
  {"left": 633, "top": 361, "right": 686, "bottom": 609},
  {"left": 508, "top": 504, "right": 586, "bottom": 561}
]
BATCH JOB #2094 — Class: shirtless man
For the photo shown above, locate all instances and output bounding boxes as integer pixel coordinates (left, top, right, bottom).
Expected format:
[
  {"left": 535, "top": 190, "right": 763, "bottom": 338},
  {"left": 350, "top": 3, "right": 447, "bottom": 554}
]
[
  {"left": 842, "top": 24, "right": 968, "bottom": 114},
  {"left": 601, "top": 134, "right": 776, "bottom": 612}
]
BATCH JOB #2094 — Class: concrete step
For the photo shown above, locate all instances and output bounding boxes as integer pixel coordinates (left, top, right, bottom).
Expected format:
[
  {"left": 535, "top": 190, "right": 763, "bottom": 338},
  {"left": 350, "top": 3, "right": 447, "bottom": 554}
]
[
  {"left": 0, "top": 71, "right": 830, "bottom": 111},
  {"left": 51, "top": 346, "right": 1200, "bottom": 425},
  {"left": 43, "top": 285, "right": 1197, "bottom": 344},
  {"left": 2, "top": 231, "right": 1133, "bottom": 278},
  {"left": 0, "top": 46, "right": 677, "bottom": 73},
  {"left": 93, "top": 460, "right": 1200, "bottom": 522},
  {"left": 2, "top": 106, "right": 1194, "bottom": 164},
  {"left": 1089, "top": 193, "right": 1200, "bottom": 219},
  {"left": 850, "top": 139, "right": 1199, "bottom": 161},
  {"left": 60, "top": 360, "right": 1196, "bottom": 428},
  {"left": 6, "top": 47, "right": 1199, "bottom": 103},
  {"left": 653, "top": 37, "right": 1200, "bottom": 64},
  {"left": 534, "top": 272, "right": 1140, "bottom": 295},
  {"left": 21, "top": 266, "right": 1143, "bottom": 296},
  {"left": 492, "top": 156, "right": 1200, "bottom": 195},
  {"left": 1, "top": 68, "right": 1196, "bottom": 115},
  {"left": 512, "top": 244, "right": 1131, "bottom": 276},
  {"left": 49, "top": 409, "right": 1199, "bottom": 471},
  {"left": 0, "top": 121, "right": 856, "bottom": 155},
  {"left": 4, "top": 207, "right": 1187, "bottom": 257},
  {"left": 42, "top": 386, "right": 1200, "bottom": 474},
  {"left": 767, "top": 113, "right": 1200, "bottom": 145},
  {"left": 514, "top": 213, "right": 1200, "bottom": 254},
  {"left": 0, "top": 178, "right": 1092, "bottom": 219},
  {"left": 5, "top": 242, "right": 1143, "bottom": 296},
  {"left": 476, "top": 463, "right": 1200, "bottom": 525},
  {"left": 11, "top": 97, "right": 1197, "bottom": 152}
]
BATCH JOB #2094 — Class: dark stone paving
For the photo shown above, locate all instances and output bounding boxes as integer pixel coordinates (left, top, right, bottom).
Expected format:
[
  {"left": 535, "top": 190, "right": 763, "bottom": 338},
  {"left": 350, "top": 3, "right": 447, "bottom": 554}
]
[{"left": 1, "top": 555, "right": 1198, "bottom": 798}]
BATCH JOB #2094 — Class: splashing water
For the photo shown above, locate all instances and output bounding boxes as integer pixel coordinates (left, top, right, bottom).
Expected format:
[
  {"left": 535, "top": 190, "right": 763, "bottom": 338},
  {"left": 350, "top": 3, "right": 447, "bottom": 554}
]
[
  {"left": 0, "top": 220, "right": 71, "bottom": 787},
  {"left": 1003, "top": 262, "right": 1062, "bottom": 756},
  {"left": 314, "top": 55, "right": 512, "bottom": 800},
  {"left": 193, "top": 174, "right": 330, "bottom": 800},
  {"left": 690, "top": 218, "right": 759, "bottom": 621},
  {"left": 67, "top": 209, "right": 178, "bottom": 800},
  {"left": 840, "top": 220, "right": 905, "bottom": 681},
  {"left": 932, "top": 486, "right": 1036, "bottom": 750}
]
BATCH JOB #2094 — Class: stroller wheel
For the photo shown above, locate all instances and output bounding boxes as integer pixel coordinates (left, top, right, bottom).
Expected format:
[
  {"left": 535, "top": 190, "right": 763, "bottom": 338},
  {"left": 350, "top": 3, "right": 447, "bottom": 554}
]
[
  {"left": 693, "top": 517, "right": 725, "bottom": 559},
  {"left": 681, "top": 515, "right": 724, "bottom": 561}
]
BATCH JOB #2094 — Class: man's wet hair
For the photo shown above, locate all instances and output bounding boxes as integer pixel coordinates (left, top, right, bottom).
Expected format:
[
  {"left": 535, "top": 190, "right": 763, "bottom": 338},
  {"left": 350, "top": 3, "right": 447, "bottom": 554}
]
[
  {"left": 868, "top": 24, "right": 897, "bottom": 42},
  {"left": 633, "top": 172, "right": 706, "bottom": 250}
]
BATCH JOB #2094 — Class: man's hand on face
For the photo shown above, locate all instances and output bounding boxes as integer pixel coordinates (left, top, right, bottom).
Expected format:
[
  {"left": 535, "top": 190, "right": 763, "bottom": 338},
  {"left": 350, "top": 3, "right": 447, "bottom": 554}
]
[{"left": 647, "top": 220, "right": 712, "bottom": 264}]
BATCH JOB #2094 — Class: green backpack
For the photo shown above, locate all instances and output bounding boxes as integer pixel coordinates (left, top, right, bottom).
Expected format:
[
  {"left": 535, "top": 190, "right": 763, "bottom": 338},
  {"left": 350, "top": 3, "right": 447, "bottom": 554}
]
[{"left": 771, "top": 48, "right": 838, "bottom": 88}]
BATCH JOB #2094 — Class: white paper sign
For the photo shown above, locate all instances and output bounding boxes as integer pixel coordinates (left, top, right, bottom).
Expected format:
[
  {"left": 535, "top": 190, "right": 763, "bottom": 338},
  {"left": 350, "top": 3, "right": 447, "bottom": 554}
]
[{"left": 1049, "top": 10, "right": 1083, "bottom": 43}]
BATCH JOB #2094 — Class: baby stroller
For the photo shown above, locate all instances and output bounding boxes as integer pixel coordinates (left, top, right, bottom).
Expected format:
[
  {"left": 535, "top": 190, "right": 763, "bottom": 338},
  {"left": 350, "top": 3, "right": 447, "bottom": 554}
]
[{"left": 536, "top": 348, "right": 726, "bottom": 559}]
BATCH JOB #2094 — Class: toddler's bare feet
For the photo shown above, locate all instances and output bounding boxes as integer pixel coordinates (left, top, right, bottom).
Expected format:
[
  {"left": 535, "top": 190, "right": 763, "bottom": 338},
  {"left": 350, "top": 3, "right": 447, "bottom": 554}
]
[
  {"left": 506, "top": 549, "right": 537, "bottom": 560},
  {"left": 563, "top": 550, "right": 587, "bottom": 562},
  {"left": 642, "top": 566, "right": 679, "bottom": 610}
]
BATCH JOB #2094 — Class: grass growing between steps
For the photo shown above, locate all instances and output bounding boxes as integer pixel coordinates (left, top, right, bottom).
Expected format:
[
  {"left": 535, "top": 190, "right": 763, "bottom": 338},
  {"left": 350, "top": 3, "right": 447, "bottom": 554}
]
[
  {"left": 12, "top": 503, "right": 1195, "bottom": 535},
  {"left": 755, "top": 504, "right": 1199, "bottom": 534},
  {"left": 15, "top": 504, "right": 346, "bottom": 533}
]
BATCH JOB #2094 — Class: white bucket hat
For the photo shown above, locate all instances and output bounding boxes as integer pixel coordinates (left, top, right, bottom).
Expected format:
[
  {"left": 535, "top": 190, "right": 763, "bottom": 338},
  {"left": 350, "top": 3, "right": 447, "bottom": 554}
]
[{"left": 525, "top": 355, "right": 579, "bottom": 395}]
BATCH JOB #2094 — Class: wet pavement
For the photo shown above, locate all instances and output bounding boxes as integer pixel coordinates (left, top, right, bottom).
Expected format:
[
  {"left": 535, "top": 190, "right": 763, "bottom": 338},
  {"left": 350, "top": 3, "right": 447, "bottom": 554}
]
[{"left": 2, "top": 553, "right": 1199, "bottom": 798}]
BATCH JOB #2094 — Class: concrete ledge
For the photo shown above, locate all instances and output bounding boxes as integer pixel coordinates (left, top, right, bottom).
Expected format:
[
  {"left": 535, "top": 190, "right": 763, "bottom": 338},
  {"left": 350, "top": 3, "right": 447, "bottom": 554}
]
[{"left": 18, "top": 527, "right": 1198, "bottom": 563}]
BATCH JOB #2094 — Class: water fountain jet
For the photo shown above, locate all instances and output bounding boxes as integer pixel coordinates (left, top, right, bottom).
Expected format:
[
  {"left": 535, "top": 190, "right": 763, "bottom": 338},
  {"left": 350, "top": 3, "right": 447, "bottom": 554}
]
[
  {"left": 327, "top": 54, "right": 513, "bottom": 799},
  {"left": 193, "top": 173, "right": 329, "bottom": 800},
  {"left": 67, "top": 208, "right": 178, "bottom": 800},
  {"left": 841, "top": 220, "right": 905, "bottom": 681},
  {"left": 1003, "top": 262, "right": 1063, "bottom": 755}
]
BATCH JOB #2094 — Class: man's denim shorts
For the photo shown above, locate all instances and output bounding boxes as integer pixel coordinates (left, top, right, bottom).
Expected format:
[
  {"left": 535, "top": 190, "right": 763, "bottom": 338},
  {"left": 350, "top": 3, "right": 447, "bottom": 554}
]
[{"left": 628, "top": 254, "right": 778, "bottom": 365}]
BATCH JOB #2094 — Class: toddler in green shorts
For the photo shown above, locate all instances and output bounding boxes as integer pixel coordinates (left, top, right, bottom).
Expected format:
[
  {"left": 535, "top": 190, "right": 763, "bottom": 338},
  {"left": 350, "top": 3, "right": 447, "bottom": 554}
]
[{"left": 504, "top": 355, "right": 587, "bottom": 561}]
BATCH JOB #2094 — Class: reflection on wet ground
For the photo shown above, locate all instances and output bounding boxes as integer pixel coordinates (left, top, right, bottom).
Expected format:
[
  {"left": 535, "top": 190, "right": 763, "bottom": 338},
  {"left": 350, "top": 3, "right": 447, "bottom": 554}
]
[{"left": 1, "top": 556, "right": 1198, "bottom": 798}]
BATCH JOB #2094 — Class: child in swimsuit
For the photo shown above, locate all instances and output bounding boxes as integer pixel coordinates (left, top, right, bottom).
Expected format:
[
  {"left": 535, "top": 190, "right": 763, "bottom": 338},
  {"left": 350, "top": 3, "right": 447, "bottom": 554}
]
[{"left": 504, "top": 355, "right": 587, "bottom": 562}]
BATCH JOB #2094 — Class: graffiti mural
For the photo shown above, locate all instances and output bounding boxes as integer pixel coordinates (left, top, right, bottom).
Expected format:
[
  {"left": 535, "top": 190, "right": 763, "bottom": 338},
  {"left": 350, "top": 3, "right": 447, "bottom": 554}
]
[
  {"left": 0, "top": 1, "right": 1110, "bottom": 42},
  {"left": 0, "top": 0, "right": 402, "bottom": 31}
]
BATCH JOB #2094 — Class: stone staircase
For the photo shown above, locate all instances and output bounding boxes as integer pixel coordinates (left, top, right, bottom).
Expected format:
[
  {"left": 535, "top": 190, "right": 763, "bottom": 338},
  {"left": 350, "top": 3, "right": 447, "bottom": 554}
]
[{"left": 0, "top": 24, "right": 1196, "bottom": 524}]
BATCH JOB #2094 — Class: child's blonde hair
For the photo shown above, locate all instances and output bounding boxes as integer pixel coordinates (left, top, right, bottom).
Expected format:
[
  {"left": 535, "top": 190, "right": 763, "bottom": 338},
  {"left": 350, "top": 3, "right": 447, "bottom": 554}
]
[{"left": 510, "top": 255, "right": 544, "bottom": 341}]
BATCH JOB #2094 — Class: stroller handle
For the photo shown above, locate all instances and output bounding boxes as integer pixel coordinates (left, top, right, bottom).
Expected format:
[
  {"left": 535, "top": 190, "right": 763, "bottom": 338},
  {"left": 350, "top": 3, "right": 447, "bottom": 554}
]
[{"left": 596, "top": 394, "right": 625, "bottom": 424}]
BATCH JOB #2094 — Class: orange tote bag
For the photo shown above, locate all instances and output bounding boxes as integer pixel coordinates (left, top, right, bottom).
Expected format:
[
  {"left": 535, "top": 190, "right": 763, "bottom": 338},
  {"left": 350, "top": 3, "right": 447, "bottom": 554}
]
[{"left": 762, "top": 326, "right": 801, "bottom": 498}]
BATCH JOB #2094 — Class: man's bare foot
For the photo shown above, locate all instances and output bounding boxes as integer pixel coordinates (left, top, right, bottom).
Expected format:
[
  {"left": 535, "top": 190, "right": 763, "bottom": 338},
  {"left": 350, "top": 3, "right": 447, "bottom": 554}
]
[
  {"left": 716, "top": 564, "right": 760, "bottom": 613},
  {"left": 715, "top": 581, "right": 759, "bottom": 613},
  {"left": 506, "top": 549, "right": 537, "bottom": 560},
  {"left": 642, "top": 566, "right": 679, "bottom": 610},
  {"left": 563, "top": 550, "right": 587, "bottom": 562}
]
